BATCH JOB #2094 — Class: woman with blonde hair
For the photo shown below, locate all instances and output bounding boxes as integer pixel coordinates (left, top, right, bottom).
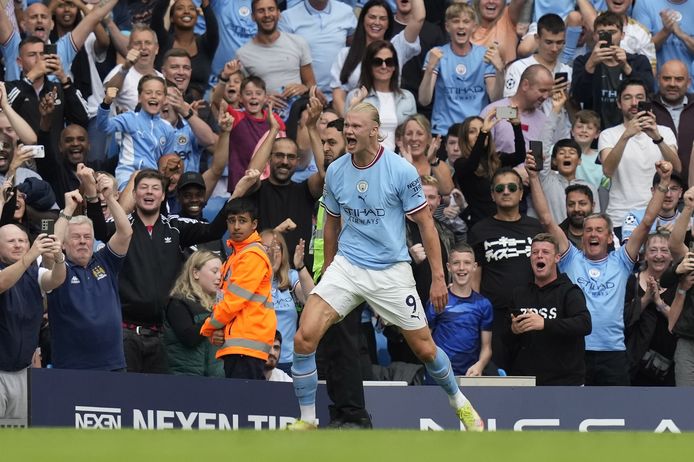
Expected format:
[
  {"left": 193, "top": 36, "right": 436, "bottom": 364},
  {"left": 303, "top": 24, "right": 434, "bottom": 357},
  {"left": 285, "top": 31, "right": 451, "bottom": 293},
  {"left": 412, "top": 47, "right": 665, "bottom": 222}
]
[
  {"left": 164, "top": 250, "right": 224, "bottom": 376},
  {"left": 260, "top": 229, "right": 314, "bottom": 372},
  {"left": 399, "top": 114, "right": 454, "bottom": 195}
]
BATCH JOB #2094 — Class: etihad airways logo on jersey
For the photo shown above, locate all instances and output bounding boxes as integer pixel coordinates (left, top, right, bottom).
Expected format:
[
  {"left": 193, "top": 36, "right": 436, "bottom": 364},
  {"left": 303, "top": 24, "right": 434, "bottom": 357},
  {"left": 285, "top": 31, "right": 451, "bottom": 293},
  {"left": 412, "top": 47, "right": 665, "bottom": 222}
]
[{"left": 343, "top": 206, "right": 385, "bottom": 225}]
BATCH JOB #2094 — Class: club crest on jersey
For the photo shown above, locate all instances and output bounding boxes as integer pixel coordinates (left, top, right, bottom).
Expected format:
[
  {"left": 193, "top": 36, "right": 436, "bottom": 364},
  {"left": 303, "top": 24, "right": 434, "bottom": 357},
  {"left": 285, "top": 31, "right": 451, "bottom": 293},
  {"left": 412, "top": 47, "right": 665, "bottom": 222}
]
[
  {"left": 239, "top": 6, "right": 250, "bottom": 16},
  {"left": 159, "top": 136, "right": 166, "bottom": 146},
  {"left": 455, "top": 64, "right": 467, "bottom": 76},
  {"left": 356, "top": 180, "right": 369, "bottom": 194},
  {"left": 589, "top": 268, "right": 600, "bottom": 278},
  {"left": 177, "top": 135, "right": 188, "bottom": 145}
]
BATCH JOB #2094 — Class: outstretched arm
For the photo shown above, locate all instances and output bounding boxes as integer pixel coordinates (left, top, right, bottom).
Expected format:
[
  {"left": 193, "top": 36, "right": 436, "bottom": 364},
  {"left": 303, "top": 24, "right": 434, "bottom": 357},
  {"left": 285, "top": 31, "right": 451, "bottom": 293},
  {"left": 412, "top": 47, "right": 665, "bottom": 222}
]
[
  {"left": 625, "top": 161, "right": 672, "bottom": 261},
  {"left": 525, "top": 153, "right": 570, "bottom": 254}
]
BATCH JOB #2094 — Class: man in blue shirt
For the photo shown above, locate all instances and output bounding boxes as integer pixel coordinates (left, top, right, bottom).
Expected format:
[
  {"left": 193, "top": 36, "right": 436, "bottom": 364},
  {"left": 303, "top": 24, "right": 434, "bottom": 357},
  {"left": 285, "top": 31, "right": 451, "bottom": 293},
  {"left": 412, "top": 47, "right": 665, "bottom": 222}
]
[
  {"left": 288, "top": 102, "right": 484, "bottom": 431},
  {"left": 426, "top": 243, "right": 493, "bottom": 377},
  {"left": 0, "top": 0, "right": 119, "bottom": 81},
  {"left": 0, "top": 223, "right": 65, "bottom": 422},
  {"left": 48, "top": 177, "right": 133, "bottom": 371},
  {"left": 279, "top": 0, "right": 357, "bottom": 100},
  {"left": 209, "top": 0, "right": 256, "bottom": 86},
  {"left": 526, "top": 150, "right": 674, "bottom": 386},
  {"left": 418, "top": 2, "right": 503, "bottom": 136}
]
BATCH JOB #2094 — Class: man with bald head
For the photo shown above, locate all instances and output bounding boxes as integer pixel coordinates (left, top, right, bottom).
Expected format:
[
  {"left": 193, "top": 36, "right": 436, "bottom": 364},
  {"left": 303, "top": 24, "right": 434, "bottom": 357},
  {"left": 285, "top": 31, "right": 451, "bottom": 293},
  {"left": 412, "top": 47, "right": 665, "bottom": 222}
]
[
  {"left": 0, "top": 223, "right": 65, "bottom": 423},
  {"left": 481, "top": 64, "right": 559, "bottom": 153},
  {"left": 35, "top": 124, "right": 116, "bottom": 208},
  {"left": 652, "top": 60, "right": 694, "bottom": 178}
]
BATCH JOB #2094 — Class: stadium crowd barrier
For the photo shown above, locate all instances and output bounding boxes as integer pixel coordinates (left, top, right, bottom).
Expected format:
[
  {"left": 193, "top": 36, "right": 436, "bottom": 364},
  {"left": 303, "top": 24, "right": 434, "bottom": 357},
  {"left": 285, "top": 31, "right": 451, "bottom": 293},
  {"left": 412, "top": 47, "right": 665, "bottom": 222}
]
[{"left": 25, "top": 368, "right": 694, "bottom": 431}]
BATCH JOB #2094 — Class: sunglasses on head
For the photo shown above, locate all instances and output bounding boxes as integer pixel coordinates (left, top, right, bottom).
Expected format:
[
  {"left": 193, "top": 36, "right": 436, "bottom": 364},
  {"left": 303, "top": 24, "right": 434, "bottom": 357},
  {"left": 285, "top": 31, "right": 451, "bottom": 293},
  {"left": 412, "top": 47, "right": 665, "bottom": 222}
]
[
  {"left": 493, "top": 183, "right": 519, "bottom": 193},
  {"left": 372, "top": 57, "right": 395, "bottom": 68}
]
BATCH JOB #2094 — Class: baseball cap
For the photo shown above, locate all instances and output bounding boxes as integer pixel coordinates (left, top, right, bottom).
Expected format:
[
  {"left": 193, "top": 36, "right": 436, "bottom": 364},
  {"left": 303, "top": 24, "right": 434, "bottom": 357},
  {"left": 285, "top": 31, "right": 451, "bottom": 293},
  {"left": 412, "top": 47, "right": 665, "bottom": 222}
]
[{"left": 177, "top": 171, "right": 206, "bottom": 192}]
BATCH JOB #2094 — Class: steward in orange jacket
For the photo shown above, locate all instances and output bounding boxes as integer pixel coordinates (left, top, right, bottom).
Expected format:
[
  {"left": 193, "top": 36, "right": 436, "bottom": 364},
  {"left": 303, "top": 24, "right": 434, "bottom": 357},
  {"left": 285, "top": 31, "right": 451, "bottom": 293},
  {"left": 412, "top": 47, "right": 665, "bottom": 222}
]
[{"left": 200, "top": 228, "right": 276, "bottom": 372}]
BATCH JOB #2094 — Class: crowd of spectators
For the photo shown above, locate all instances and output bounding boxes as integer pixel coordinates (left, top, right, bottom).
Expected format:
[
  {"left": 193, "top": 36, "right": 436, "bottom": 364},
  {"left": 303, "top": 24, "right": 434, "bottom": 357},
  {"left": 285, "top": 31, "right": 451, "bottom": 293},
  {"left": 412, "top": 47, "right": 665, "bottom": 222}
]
[{"left": 1, "top": 0, "right": 694, "bottom": 423}]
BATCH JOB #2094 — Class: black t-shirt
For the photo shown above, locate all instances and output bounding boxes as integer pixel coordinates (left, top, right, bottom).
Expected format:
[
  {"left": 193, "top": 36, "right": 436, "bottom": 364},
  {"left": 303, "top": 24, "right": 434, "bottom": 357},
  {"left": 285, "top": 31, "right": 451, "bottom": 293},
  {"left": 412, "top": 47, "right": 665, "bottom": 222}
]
[
  {"left": 468, "top": 215, "right": 543, "bottom": 312},
  {"left": 250, "top": 179, "right": 316, "bottom": 266}
]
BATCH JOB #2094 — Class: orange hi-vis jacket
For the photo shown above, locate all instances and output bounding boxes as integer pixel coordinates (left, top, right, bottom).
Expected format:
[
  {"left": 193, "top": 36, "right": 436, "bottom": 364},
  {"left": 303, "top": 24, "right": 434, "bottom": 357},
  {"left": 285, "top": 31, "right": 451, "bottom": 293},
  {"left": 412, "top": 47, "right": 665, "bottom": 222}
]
[{"left": 200, "top": 231, "right": 276, "bottom": 361}]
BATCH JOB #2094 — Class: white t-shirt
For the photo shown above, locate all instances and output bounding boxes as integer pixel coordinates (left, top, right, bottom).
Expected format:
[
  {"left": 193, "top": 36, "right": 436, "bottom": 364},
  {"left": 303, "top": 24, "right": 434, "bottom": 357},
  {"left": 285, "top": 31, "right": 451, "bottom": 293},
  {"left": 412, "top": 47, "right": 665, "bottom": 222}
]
[
  {"left": 599, "top": 124, "right": 677, "bottom": 225},
  {"left": 268, "top": 368, "right": 293, "bottom": 382},
  {"left": 84, "top": 33, "right": 108, "bottom": 119},
  {"left": 329, "top": 30, "right": 420, "bottom": 92},
  {"left": 102, "top": 65, "right": 164, "bottom": 114},
  {"left": 376, "top": 91, "right": 397, "bottom": 151}
]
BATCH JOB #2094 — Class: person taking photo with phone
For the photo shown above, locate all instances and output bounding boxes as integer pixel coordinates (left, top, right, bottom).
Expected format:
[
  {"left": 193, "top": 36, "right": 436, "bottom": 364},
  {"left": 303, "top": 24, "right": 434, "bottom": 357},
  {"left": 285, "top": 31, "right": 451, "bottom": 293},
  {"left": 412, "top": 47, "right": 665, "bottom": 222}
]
[
  {"left": 571, "top": 12, "right": 654, "bottom": 129},
  {"left": 4, "top": 37, "right": 88, "bottom": 154},
  {"left": 598, "top": 78, "right": 679, "bottom": 241}
]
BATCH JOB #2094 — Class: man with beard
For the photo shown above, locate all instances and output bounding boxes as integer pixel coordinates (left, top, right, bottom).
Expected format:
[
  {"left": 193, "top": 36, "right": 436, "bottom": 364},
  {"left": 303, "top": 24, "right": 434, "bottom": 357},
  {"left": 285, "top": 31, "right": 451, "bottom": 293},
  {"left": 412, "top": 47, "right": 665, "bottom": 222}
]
[
  {"left": 236, "top": 0, "right": 316, "bottom": 107},
  {"left": 559, "top": 184, "right": 596, "bottom": 251},
  {"left": 468, "top": 167, "right": 543, "bottom": 369},
  {"left": 265, "top": 331, "right": 292, "bottom": 382},
  {"left": 235, "top": 95, "right": 325, "bottom": 267},
  {"left": 0, "top": 133, "right": 42, "bottom": 185},
  {"left": 651, "top": 60, "right": 694, "bottom": 177},
  {"left": 622, "top": 173, "right": 687, "bottom": 243}
]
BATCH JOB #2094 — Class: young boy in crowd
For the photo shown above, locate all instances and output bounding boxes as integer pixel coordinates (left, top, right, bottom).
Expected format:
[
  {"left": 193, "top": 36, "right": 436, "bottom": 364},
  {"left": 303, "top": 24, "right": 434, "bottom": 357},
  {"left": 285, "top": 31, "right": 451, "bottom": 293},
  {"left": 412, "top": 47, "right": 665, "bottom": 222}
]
[
  {"left": 200, "top": 197, "right": 276, "bottom": 380},
  {"left": 225, "top": 76, "right": 286, "bottom": 192},
  {"left": 425, "top": 243, "right": 493, "bottom": 378},
  {"left": 97, "top": 75, "right": 176, "bottom": 191},
  {"left": 572, "top": 109, "right": 603, "bottom": 190},
  {"left": 419, "top": 2, "right": 504, "bottom": 138}
]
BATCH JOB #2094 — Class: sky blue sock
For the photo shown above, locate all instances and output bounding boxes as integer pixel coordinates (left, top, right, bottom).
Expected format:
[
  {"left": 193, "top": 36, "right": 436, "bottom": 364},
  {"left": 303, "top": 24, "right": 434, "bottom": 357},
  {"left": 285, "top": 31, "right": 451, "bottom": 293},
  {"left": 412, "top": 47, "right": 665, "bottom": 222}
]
[
  {"left": 561, "top": 25, "right": 582, "bottom": 65},
  {"left": 292, "top": 352, "right": 317, "bottom": 406},
  {"left": 424, "top": 347, "right": 459, "bottom": 397}
]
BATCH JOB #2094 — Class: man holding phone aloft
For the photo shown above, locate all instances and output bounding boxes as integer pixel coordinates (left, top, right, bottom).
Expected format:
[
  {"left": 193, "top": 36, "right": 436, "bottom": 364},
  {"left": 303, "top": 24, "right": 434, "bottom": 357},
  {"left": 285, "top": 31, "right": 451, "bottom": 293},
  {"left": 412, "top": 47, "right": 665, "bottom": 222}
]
[
  {"left": 0, "top": 222, "right": 65, "bottom": 424},
  {"left": 599, "top": 78, "right": 679, "bottom": 241},
  {"left": 571, "top": 12, "right": 654, "bottom": 129},
  {"left": 4, "top": 37, "right": 88, "bottom": 154}
]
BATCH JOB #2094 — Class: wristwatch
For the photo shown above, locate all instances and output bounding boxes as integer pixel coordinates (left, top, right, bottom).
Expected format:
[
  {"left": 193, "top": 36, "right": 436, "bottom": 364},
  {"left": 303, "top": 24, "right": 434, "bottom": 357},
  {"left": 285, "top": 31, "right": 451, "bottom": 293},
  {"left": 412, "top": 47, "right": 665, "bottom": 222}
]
[
  {"left": 183, "top": 108, "right": 194, "bottom": 120},
  {"left": 652, "top": 136, "right": 664, "bottom": 144},
  {"left": 59, "top": 210, "right": 72, "bottom": 221},
  {"left": 430, "top": 158, "right": 441, "bottom": 167}
]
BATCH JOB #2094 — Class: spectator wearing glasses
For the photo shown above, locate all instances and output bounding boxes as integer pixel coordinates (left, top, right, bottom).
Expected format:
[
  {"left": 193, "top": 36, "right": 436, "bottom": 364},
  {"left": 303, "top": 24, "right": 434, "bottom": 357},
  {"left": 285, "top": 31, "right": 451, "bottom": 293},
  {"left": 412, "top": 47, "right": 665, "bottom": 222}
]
[
  {"left": 468, "top": 167, "right": 543, "bottom": 369},
  {"left": 622, "top": 173, "right": 687, "bottom": 244},
  {"left": 345, "top": 40, "right": 417, "bottom": 150},
  {"left": 234, "top": 96, "right": 325, "bottom": 271}
]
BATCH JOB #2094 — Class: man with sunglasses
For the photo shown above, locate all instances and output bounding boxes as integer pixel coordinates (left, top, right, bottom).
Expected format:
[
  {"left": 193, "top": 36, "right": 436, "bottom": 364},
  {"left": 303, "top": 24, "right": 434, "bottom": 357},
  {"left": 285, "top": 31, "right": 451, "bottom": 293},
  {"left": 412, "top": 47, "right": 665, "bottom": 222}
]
[{"left": 468, "top": 167, "right": 543, "bottom": 370}]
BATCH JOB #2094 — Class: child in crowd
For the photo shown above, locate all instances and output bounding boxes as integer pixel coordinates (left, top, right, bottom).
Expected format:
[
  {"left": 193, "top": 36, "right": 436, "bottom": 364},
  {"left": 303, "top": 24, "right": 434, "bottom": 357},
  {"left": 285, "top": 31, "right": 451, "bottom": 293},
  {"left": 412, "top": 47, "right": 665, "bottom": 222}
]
[
  {"left": 97, "top": 75, "right": 176, "bottom": 191},
  {"left": 225, "top": 76, "right": 286, "bottom": 192},
  {"left": 572, "top": 110, "right": 603, "bottom": 190},
  {"left": 425, "top": 243, "right": 493, "bottom": 377},
  {"left": 419, "top": 2, "right": 504, "bottom": 138}
]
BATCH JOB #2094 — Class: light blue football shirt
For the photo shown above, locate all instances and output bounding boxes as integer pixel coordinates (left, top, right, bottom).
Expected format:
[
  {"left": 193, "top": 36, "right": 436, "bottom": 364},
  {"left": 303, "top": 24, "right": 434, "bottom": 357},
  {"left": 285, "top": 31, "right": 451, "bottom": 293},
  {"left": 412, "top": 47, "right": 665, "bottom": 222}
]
[
  {"left": 424, "top": 43, "right": 495, "bottom": 136},
  {"left": 559, "top": 244, "right": 634, "bottom": 351},
  {"left": 323, "top": 146, "right": 426, "bottom": 270},
  {"left": 209, "top": 0, "right": 256, "bottom": 85}
]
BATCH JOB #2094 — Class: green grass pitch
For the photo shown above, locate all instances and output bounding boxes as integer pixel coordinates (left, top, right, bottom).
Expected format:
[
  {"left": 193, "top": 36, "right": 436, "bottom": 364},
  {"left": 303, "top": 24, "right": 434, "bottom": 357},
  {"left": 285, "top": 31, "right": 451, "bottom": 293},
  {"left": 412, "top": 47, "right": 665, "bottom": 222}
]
[{"left": 1, "top": 429, "right": 692, "bottom": 461}]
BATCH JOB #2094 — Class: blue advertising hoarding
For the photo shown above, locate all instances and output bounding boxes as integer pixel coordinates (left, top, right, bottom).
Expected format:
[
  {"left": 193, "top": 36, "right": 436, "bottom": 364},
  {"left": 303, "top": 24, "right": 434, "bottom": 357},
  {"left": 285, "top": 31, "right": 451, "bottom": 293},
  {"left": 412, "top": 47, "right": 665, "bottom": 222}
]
[{"left": 29, "top": 368, "right": 694, "bottom": 431}]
